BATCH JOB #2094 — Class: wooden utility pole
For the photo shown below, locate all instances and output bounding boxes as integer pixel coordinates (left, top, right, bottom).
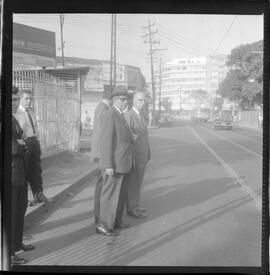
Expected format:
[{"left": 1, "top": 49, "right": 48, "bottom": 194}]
[
  {"left": 110, "top": 14, "right": 117, "bottom": 92},
  {"left": 143, "top": 20, "right": 159, "bottom": 115},
  {"left": 59, "top": 14, "right": 65, "bottom": 67}
]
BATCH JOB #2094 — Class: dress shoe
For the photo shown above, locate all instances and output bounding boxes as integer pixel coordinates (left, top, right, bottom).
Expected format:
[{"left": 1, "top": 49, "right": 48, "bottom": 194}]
[
  {"left": 115, "top": 221, "right": 130, "bottom": 229},
  {"left": 137, "top": 207, "right": 146, "bottom": 213},
  {"left": 15, "top": 243, "right": 35, "bottom": 253},
  {"left": 21, "top": 243, "right": 35, "bottom": 251},
  {"left": 11, "top": 255, "right": 27, "bottom": 265},
  {"left": 128, "top": 210, "right": 148, "bottom": 218},
  {"left": 96, "top": 226, "right": 119, "bottom": 236},
  {"left": 34, "top": 192, "right": 54, "bottom": 204}
]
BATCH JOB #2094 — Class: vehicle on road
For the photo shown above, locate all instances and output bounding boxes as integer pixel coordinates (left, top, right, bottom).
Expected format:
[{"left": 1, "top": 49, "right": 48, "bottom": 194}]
[
  {"left": 158, "top": 117, "right": 173, "bottom": 127},
  {"left": 191, "top": 108, "right": 211, "bottom": 122},
  {"left": 214, "top": 111, "right": 233, "bottom": 130}
]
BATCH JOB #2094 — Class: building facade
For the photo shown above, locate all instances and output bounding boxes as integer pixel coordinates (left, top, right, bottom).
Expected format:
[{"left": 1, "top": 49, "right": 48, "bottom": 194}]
[
  {"left": 155, "top": 55, "right": 228, "bottom": 113},
  {"left": 56, "top": 56, "right": 146, "bottom": 128}
]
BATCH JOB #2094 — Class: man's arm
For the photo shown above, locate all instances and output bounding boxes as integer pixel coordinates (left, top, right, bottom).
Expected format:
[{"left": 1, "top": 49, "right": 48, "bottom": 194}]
[{"left": 100, "top": 112, "right": 114, "bottom": 172}]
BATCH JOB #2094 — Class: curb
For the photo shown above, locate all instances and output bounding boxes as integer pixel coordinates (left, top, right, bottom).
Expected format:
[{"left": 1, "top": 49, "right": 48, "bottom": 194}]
[{"left": 24, "top": 167, "right": 98, "bottom": 231}]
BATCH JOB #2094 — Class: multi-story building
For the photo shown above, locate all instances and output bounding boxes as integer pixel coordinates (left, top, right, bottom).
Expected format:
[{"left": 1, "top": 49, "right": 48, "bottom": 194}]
[
  {"left": 56, "top": 56, "right": 146, "bottom": 128},
  {"left": 155, "top": 55, "right": 228, "bottom": 113}
]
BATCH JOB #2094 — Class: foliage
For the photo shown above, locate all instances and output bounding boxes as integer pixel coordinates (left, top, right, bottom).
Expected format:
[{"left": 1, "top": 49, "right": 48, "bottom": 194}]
[
  {"left": 189, "top": 89, "right": 209, "bottom": 107},
  {"left": 217, "top": 40, "right": 263, "bottom": 110}
]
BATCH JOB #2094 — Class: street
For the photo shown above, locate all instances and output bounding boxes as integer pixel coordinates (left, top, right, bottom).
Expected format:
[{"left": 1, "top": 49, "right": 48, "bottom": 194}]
[{"left": 21, "top": 121, "right": 262, "bottom": 266}]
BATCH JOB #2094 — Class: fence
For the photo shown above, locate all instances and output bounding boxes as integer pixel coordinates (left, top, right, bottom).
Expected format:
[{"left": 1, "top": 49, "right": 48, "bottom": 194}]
[{"left": 12, "top": 68, "right": 81, "bottom": 158}]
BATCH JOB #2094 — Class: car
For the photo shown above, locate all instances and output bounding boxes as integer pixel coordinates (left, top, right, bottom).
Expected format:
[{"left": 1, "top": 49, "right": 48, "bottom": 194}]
[
  {"left": 214, "top": 113, "right": 233, "bottom": 130},
  {"left": 158, "top": 117, "right": 173, "bottom": 127}
]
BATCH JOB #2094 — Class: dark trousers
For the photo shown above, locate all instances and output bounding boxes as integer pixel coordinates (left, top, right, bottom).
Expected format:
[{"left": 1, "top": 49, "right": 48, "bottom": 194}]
[
  {"left": 24, "top": 138, "right": 43, "bottom": 195},
  {"left": 127, "top": 162, "right": 146, "bottom": 212},
  {"left": 11, "top": 184, "right": 28, "bottom": 254},
  {"left": 94, "top": 168, "right": 103, "bottom": 224},
  {"left": 99, "top": 171, "right": 129, "bottom": 230}
]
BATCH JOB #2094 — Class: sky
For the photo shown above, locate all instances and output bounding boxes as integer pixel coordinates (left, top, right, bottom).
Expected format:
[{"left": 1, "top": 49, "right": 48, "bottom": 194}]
[{"left": 13, "top": 13, "right": 263, "bottom": 81}]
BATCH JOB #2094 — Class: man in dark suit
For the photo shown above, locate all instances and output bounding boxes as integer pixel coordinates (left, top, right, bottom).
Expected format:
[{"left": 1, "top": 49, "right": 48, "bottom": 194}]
[
  {"left": 97, "top": 86, "right": 134, "bottom": 236},
  {"left": 124, "top": 92, "right": 151, "bottom": 218},
  {"left": 11, "top": 86, "right": 35, "bottom": 265},
  {"left": 90, "top": 86, "right": 112, "bottom": 224}
]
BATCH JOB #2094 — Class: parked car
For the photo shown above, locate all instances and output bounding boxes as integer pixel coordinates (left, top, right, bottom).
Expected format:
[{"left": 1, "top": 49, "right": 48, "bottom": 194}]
[
  {"left": 158, "top": 117, "right": 173, "bottom": 127},
  {"left": 214, "top": 113, "right": 233, "bottom": 130}
]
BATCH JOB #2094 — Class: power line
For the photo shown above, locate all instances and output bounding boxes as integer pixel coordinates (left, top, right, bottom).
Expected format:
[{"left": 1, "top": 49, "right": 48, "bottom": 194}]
[{"left": 214, "top": 16, "right": 237, "bottom": 53}]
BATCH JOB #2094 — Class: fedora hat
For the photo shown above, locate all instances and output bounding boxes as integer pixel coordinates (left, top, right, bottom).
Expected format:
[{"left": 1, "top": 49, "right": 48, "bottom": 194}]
[{"left": 109, "top": 85, "right": 129, "bottom": 99}]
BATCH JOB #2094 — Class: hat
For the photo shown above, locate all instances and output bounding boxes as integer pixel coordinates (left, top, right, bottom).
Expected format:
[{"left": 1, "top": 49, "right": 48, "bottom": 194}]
[
  {"left": 103, "top": 85, "right": 112, "bottom": 99},
  {"left": 109, "top": 85, "right": 129, "bottom": 99},
  {"left": 12, "top": 85, "right": 19, "bottom": 95}
]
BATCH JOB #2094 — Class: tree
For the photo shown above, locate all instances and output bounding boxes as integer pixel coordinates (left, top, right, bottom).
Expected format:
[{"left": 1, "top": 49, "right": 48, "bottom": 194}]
[
  {"left": 189, "top": 89, "right": 209, "bottom": 108},
  {"left": 217, "top": 40, "right": 263, "bottom": 110}
]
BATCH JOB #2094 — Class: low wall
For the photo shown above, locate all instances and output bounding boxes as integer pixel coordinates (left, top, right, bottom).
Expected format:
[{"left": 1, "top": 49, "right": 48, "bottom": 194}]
[{"left": 235, "top": 110, "right": 261, "bottom": 131}]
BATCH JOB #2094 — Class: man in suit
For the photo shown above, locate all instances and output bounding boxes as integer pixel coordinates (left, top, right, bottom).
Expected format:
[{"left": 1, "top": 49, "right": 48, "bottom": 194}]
[
  {"left": 124, "top": 92, "right": 151, "bottom": 218},
  {"left": 97, "top": 86, "right": 134, "bottom": 236},
  {"left": 15, "top": 90, "right": 53, "bottom": 204},
  {"left": 11, "top": 86, "right": 35, "bottom": 265},
  {"left": 90, "top": 86, "right": 112, "bottom": 224}
]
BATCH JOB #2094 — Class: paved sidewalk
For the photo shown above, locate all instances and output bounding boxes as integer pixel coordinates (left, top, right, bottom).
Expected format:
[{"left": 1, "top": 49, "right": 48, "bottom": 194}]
[{"left": 24, "top": 150, "right": 97, "bottom": 230}]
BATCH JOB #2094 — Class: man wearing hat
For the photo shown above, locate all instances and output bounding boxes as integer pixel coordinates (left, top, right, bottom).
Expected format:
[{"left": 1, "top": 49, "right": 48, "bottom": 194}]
[
  {"left": 91, "top": 85, "right": 112, "bottom": 225},
  {"left": 97, "top": 86, "right": 134, "bottom": 235}
]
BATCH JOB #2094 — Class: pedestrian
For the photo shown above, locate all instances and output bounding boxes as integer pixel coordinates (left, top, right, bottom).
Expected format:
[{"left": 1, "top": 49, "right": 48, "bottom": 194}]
[
  {"left": 90, "top": 86, "right": 112, "bottom": 225},
  {"left": 15, "top": 89, "right": 53, "bottom": 204},
  {"left": 97, "top": 86, "right": 133, "bottom": 236},
  {"left": 11, "top": 86, "right": 35, "bottom": 265},
  {"left": 124, "top": 92, "right": 151, "bottom": 218}
]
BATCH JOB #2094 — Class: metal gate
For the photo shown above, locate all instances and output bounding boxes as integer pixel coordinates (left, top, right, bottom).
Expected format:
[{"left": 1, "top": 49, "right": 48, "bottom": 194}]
[{"left": 12, "top": 68, "right": 81, "bottom": 158}]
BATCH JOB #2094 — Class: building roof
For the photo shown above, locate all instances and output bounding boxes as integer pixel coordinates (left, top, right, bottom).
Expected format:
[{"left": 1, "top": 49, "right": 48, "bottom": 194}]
[{"left": 46, "top": 66, "right": 90, "bottom": 76}]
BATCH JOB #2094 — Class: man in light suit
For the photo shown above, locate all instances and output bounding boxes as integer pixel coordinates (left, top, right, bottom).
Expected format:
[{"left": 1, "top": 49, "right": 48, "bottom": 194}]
[
  {"left": 97, "top": 86, "right": 134, "bottom": 236},
  {"left": 90, "top": 86, "right": 112, "bottom": 224},
  {"left": 124, "top": 92, "right": 151, "bottom": 218}
]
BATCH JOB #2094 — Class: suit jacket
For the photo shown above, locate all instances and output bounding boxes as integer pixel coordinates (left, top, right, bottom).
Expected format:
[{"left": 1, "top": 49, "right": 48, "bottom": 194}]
[
  {"left": 124, "top": 108, "right": 151, "bottom": 164},
  {"left": 100, "top": 106, "right": 134, "bottom": 174},
  {"left": 90, "top": 101, "right": 110, "bottom": 163},
  {"left": 12, "top": 116, "right": 26, "bottom": 186}
]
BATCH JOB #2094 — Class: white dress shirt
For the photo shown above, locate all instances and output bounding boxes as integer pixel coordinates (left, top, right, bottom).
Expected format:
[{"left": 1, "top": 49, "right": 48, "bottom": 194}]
[{"left": 15, "top": 105, "right": 39, "bottom": 139}]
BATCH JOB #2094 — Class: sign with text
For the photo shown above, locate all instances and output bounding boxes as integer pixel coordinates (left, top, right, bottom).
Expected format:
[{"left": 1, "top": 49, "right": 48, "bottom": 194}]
[{"left": 13, "top": 22, "right": 56, "bottom": 67}]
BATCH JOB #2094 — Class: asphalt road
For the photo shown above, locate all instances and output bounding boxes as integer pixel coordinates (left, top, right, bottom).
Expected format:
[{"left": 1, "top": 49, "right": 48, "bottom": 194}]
[{"left": 20, "top": 120, "right": 263, "bottom": 267}]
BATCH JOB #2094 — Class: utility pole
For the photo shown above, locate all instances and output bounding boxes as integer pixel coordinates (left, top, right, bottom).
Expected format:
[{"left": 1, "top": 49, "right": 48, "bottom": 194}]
[
  {"left": 110, "top": 14, "right": 117, "bottom": 92},
  {"left": 159, "top": 56, "right": 162, "bottom": 116},
  {"left": 59, "top": 14, "right": 65, "bottom": 67},
  {"left": 143, "top": 21, "right": 167, "bottom": 126},
  {"left": 179, "top": 86, "right": 182, "bottom": 119},
  {"left": 143, "top": 19, "right": 159, "bottom": 126}
]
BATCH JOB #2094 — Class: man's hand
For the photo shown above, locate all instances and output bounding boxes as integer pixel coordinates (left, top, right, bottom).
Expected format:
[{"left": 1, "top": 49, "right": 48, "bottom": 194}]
[
  {"left": 105, "top": 168, "right": 114, "bottom": 176},
  {"left": 17, "top": 139, "right": 25, "bottom": 145}
]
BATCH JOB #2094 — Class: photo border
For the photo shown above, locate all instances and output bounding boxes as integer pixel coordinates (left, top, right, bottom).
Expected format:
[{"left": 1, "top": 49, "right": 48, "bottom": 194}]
[{"left": 1, "top": 0, "right": 269, "bottom": 273}]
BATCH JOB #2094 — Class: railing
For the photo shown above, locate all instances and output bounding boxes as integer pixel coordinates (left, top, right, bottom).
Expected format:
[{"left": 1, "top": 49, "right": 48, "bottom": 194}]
[{"left": 12, "top": 67, "right": 81, "bottom": 158}]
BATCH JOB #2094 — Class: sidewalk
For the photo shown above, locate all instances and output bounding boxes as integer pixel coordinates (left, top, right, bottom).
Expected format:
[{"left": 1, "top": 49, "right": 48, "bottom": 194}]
[{"left": 24, "top": 149, "right": 97, "bottom": 231}]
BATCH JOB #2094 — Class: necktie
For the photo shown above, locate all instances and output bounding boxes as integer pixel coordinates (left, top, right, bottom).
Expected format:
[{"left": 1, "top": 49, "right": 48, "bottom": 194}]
[
  {"left": 139, "top": 113, "right": 145, "bottom": 127},
  {"left": 26, "top": 109, "right": 36, "bottom": 134}
]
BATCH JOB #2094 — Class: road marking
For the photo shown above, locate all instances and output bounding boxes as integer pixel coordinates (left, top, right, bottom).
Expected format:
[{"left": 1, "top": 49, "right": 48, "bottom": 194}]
[
  {"left": 200, "top": 125, "right": 262, "bottom": 159},
  {"left": 187, "top": 125, "right": 262, "bottom": 209},
  {"left": 219, "top": 129, "right": 262, "bottom": 145}
]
